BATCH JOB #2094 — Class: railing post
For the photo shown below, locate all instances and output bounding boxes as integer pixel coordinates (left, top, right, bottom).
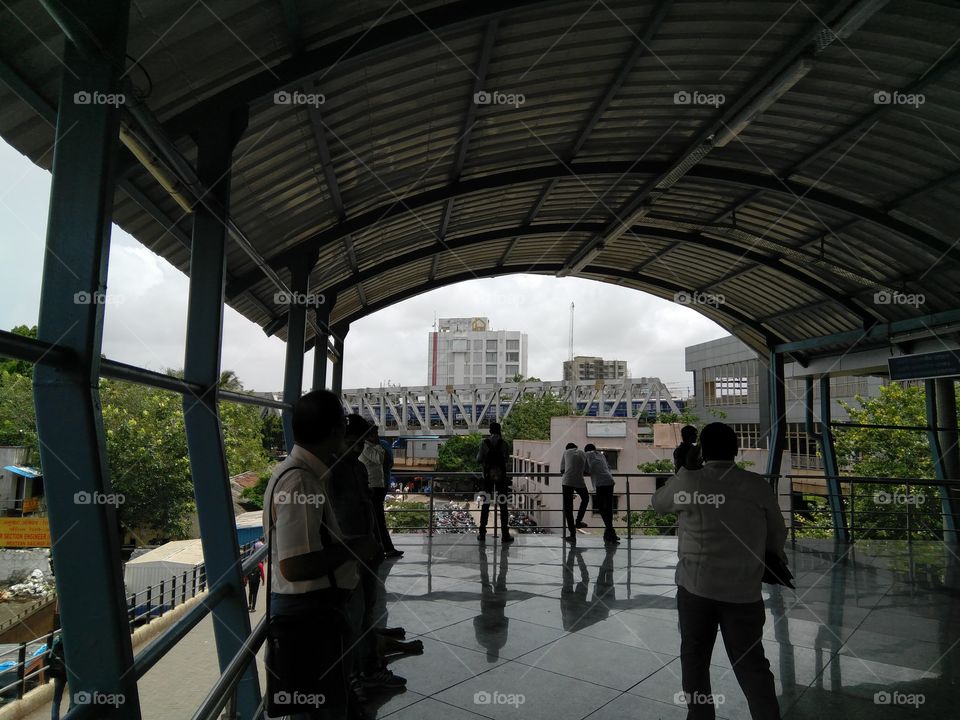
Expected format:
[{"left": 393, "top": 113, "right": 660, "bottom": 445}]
[
  {"left": 146, "top": 586, "right": 152, "bottom": 624},
  {"left": 906, "top": 478, "right": 912, "bottom": 543},
  {"left": 129, "top": 593, "right": 136, "bottom": 630},
  {"left": 171, "top": 574, "right": 177, "bottom": 610},
  {"left": 429, "top": 489, "right": 435, "bottom": 537},
  {"left": 849, "top": 481, "right": 855, "bottom": 543},
  {"left": 182, "top": 571, "right": 188, "bottom": 605},
  {"left": 16, "top": 643, "right": 25, "bottom": 699},
  {"left": 160, "top": 580, "right": 165, "bottom": 611},
  {"left": 626, "top": 479, "right": 632, "bottom": 541}
]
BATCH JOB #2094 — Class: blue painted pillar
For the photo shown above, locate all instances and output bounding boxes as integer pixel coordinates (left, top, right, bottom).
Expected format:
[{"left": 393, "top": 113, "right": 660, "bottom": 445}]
[
  {"left": 311, "top": 291, "right": 336, "bottom": 391},
  {"left": 182, "top": 111, "right": 260, "bottom": 717},
  {"left": 764, "top": 350, "right": 786, "bottom": 479},
  {"left": 281, "top": 255, "right": 316, "bottom": 452},
  {"left": 31, "top": 1, "right": 141, "bottom": 716},
  {"left": 924, "top": 379, "right": 959, "bottom": 541},
  {"left": 331, "top": 323, "right": 350, "bottom": 397},
  {"left": 818, "top": 375, "right": 848, "bottom": 542}
]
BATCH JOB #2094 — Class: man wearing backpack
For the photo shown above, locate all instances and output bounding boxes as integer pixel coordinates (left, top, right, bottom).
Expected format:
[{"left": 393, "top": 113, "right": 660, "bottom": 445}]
[{"left": 475, "top": 422, "right": 513, "bottom": 543}]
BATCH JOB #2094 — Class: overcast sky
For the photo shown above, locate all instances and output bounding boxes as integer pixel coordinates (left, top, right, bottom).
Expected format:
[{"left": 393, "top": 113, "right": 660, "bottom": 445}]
[{"left": 0, "top": 139, "right": 729, "bottom": 396}]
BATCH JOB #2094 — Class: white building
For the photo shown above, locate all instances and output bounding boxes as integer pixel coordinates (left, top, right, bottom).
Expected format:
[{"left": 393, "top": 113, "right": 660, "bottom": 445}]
[{"left": 427, "top": 317, "right": 528, "bottom": 386}]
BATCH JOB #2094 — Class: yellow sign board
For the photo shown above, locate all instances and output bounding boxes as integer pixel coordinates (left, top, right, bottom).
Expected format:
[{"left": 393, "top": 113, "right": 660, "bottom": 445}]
[
  {"left": 22, "top": 497, "right": 40, "bottom": 514},
  {"left": 0, "top": 517, "right": 51, "bottom": 547}
]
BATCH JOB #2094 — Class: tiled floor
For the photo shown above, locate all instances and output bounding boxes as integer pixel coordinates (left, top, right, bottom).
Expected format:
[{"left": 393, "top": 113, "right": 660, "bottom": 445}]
[{"left": 375, "top": 535, "right": 960, "bottom": 719}]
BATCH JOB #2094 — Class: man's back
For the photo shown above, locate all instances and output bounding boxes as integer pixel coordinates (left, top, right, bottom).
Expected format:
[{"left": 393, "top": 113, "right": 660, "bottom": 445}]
[
  {"left": 560, "top": 448, "right": 587, "bottom": 487},
  {"left": 652, "top": 461, "right": 786, "bottom": 603}
]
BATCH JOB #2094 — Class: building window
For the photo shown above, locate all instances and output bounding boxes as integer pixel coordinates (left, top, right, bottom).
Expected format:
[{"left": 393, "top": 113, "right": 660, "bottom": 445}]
[
  {"left": 506, "top": 339, "right": 519, "bottom": 350},
  {"left": 506, "top": 352, "right": 519, "bottom": 362},
  {"left": 486, "top": 352, "right": 497, "bottom": 361},
  {"left": 703, "top": 360, "right": 758, "bottom": 406},
  {"left": 486, "top": 339, "right": 497, "bottom": 350},
  {"left": 600, "top": 449, "right": 619, "bottom": 470},
  {"left": 485, "top": 364, "right": 497, "bottom": 375},
  {"left": 506, "top": 364, "right": 519, "bottom": 376}
]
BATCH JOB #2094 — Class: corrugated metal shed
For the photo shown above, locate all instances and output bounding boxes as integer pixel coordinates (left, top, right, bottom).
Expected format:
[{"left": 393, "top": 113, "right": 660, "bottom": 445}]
[{"left": 2, "top": 0, "right": 959, "bottom": 359}]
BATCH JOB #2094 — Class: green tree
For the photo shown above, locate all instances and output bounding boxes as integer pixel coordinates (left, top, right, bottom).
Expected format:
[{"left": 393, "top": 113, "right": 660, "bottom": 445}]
[
  {"left": 260, "top": 412, "right": 285, "bottom": 455},
  {"left": 501, "top": 393, "right": 570, "bottom": 441},
  {"left": 241, "top": 469, "right": 273, "bottom": 510},
  {"left": 638, "top": 459, "right": 675, "bottom": 473},
  {"left": 437, "top": 433, "right": 483, "bottom": 472},
  {"left": 0, "top": 370, "right": 37, "bottom": 460}
]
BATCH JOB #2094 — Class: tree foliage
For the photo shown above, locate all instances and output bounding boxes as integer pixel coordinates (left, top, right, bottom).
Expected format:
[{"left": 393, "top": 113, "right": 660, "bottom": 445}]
[
  {"left": 437, "top": 433, "right": 483, "bottom": 472},
  {"left": 0, "top": 326, "right": 37, "bottom": 378},
  {"left": 501, "top": 393, "right": 570, "bottom": 441}
]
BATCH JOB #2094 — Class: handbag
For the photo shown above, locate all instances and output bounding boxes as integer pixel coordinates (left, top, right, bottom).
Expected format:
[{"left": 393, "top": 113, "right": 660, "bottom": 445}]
[
  {"left": 761, "top": 550, "right": 795, "bottom": 589},
  {"left": 264, "top": 466, "right": 350, "bottom": 716}
]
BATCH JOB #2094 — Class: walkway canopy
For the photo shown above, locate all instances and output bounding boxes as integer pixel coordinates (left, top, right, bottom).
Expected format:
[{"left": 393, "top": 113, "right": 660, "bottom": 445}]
[{"left": 2, "top": 0, "right": 960, "bottom": 360}]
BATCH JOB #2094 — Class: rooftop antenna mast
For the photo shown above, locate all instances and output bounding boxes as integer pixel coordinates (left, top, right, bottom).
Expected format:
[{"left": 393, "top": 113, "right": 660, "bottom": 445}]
[{"left": 568, "top": 302, "right": 575, "bottom": 361}]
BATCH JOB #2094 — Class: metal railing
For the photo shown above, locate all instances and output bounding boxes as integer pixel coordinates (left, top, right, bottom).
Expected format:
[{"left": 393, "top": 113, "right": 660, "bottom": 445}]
[{"left": 0, "top": 540, "right": 263, "bottom": 705}]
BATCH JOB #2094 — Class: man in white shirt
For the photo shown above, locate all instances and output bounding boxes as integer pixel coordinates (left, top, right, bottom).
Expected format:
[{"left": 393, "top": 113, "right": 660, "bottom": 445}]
[
  {"left": 583, "top": 444, "right": 618, "bottom": 544},
  {"left": 559, "top": 443, "right": 589, "bottom": 544},
  {"left": 263, "top": 390, "right": 375, "bottom": 719},
  {"left": 360, "top": 426, "right": 402, "bottom": 558},
  {"left": 652, "top": 422, "right": 786, "bottom": 720}
]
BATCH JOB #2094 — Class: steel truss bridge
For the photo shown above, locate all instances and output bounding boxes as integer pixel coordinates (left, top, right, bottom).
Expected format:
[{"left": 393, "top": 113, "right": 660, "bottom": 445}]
[{"left": 342, "top": 377, "right": 682, "bottom": 435}]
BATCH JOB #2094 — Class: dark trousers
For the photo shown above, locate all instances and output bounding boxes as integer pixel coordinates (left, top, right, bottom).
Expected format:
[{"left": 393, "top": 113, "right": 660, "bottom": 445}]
[
  {"left": 370, "top": 487, "right": 396, "bottom": 552},
  {"left": 479, "top": 480, "right": 510, "bottom": 537},
  {"left": 676, "top": 586, "right": 780, "bottom": 720},
  {"left": 50, "top": 676, "right": 65, "bottom": 720},
  {"left": 595, "top": 485, "right": 616, "bottom": 539},
  {"left": 247, "top": 576, "right": 260, "bottom": 609},
  {"left": 562, "top": 485, "right": 589, "bottom": 535}
]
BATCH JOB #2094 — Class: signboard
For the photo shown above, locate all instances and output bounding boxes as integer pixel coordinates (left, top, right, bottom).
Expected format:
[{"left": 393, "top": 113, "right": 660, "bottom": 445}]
[
  {"left": 0, "top": 517, "right": 51, "bottom": 547},
  {"left": 21, "top": 497, "right": 40, "bottom": 514},
  {"left": 888, "top": 351, "right": 960, "bottom": 381},
  {"left": 586, "top": 420, "right": 626, "bottom": 438}
]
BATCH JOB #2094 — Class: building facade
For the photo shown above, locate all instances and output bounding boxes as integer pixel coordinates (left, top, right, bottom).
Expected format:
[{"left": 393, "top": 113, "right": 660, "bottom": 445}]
[
  {"left": 562, "top": 355, "right": 628, "bottom": 382},
  {"left": 427, "top": 317, "right": 528, "bottom": 386}
]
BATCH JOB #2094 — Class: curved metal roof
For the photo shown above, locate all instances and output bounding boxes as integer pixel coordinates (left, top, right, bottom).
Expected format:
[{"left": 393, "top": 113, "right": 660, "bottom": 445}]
[{"left": 2, "top": 0, "right": 959, "bottom": 358}]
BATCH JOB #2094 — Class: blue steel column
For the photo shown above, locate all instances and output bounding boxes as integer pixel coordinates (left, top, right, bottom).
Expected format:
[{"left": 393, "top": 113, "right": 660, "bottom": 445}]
[
  {"left": 331, "top": 323, "right": 350, "bottom": 397},
  {"left": 281, "top": 254, "right": 316, "bottom": 452},
  {"left": 182, "top": 112, "right": 260, "bottom": 717},
  {"left": 924, "top": 379, "right": 959, "bottom": 540},
  {"left": 311, "top": 291, "right": 335, "bottom": 391},
  {"left": 765, "top": 350, "right": 786, "bottom": 479},
  {"left": 818, "top": 375, "right": 849, "bottom": 542},
  {"left": 31, "top": 0, "right": 141, "bottom": 716}
]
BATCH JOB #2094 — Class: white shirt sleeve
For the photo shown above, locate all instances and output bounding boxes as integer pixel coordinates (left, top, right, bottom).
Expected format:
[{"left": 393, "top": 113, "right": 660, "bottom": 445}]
[{"left": 272, "top": 469, "right": 327, "bottom": 562}]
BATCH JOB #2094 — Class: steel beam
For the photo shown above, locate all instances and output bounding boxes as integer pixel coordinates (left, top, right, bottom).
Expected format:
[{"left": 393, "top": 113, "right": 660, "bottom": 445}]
[
  {"left": 31, "top": 1, "right": 141, "bottom": 716},
  {"left": 763, "top": 350, "right": 786, "bottom": 478},
  {"left": 926, "top": 379, "right": 960, "bottom": 540},
  {"left": 281, "top": 254, "right": 315, "bottom": 450},
  {"left": 331, "top": 323, "right": 349, "bottom": 396},
  {"left": 182, "top": 111, "right": 260, "bottom": 718},
  {"left": 312, "top": 292, "right": 335, "bottom": 390},
  {"left": 817, "top": 375, "right": 849, "bottom": 542}
]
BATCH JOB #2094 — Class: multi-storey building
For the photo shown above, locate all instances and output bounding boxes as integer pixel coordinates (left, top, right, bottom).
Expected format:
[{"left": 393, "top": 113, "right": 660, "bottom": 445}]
[
  {"left": 427, "top": 317, "right": 528, "bottom": 386},
  {"left": 562, "top": 355, "right": 629, "bottom": 382}
]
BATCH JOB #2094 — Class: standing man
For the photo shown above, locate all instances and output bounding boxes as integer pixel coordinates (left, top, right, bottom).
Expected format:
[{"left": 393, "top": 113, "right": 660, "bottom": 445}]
[
  {"left": 560, "top": 442, "right": 589, "bottom": 544},
  {"left": 652, "top": 423, "right": 787, "bottom": 720},
  {"left": 361, "top": 425, "right": 403, "bottom": 559},
  {"left": 263, "top": 390, "right": 363, "bottom": 719},
  {"left": 244, "top": 558, "right": 264, "bottom": 612},
  {"left": 583, "top": 444, "right": 618, "bottom": 544},
  {"left": 476, "top": 422, "right": 513, "bottom": 543}
]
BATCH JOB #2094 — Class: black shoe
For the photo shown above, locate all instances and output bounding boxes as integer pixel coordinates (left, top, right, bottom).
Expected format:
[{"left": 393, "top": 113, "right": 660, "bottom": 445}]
[
  {"left": 477, "top": 532, "right": 486, "bottom": 543},
  {"left": 377, "top": 626, "right": 406, "bottom": 639},
  {"left": 501, "top": 534, "right": 514, "bottom": 543},
  {"left": 563, "top": 535, "right": 577, "bottom": 544},
  {"left": 384, "top": 549, "right": 404, "bottom": 559},
  {"left": 575, "top": 521, "right": 588, "bottom": 528}
]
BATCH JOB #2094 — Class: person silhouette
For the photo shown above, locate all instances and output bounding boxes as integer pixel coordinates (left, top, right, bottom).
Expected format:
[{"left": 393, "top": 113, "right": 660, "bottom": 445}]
[{"left": 474, "top": 544, "right": 511, "bottom": 661}]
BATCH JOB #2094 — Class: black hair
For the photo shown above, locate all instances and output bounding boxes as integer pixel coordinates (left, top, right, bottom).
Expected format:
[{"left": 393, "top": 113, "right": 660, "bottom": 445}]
[
  {"left": 699, "top": 422, "right": 738, "bottom": 461},
  {"left": 292, "top": 390, "right": 345, "bottom": 445},
  {"left": 344, "top": 413, "right": 372, "bottom": 439},
  {"left": 490, "top": 422, "right": 502, "bottom": 435},
  {"left": 584, "top": 443, "right": 596, "bottom": 452},
  {"left": 565, "top": 442, "right": 577, "bottom": 450},
  {"left": 680, "top": 425, "right": 698, "bottom": 443}
]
